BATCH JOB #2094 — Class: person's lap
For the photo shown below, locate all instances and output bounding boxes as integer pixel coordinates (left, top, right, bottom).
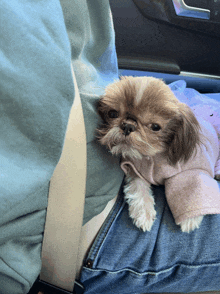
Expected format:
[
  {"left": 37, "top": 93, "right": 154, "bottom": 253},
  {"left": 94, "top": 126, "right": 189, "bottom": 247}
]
[{"left": 77, "top": 184, "right": 220, "bottom": 294}]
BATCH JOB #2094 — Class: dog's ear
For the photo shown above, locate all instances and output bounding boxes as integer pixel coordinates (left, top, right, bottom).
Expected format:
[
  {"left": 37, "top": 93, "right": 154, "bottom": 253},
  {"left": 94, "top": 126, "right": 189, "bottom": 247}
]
[
  {"left": 96, "top": 98, "right": 107, "bottom": 122},
  {"left": 165, "top": 105, "right": 201, "bottom": 165}
]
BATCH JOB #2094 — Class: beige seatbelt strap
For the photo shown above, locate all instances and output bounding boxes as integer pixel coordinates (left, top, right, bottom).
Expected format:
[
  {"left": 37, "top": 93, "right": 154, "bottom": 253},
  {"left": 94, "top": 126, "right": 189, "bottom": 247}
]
[{"left": 40, "top": 68, "right": 87, "bottom": 292}]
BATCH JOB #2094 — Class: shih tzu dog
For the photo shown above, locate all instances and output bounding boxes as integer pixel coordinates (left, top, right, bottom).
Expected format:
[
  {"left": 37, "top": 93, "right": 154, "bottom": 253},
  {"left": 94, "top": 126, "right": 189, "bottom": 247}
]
[{"left": 97, "top": 76, "right": 220, "bottom": 233}]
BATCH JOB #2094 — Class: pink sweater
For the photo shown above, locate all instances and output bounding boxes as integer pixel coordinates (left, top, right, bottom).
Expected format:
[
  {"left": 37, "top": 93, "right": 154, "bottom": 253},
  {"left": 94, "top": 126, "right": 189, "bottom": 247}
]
[{"left": 121, "top": 117, "right": 220, "bottom": 224}]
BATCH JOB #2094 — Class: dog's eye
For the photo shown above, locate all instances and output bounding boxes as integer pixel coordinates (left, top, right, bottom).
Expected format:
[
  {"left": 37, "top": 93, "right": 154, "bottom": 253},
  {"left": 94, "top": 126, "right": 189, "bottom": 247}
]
[
  {"left": 150, "top": 123, "right": 161, "bottom": 131},
  {"left": 108, "top": 110, "right": 119, "bottom": 119}
]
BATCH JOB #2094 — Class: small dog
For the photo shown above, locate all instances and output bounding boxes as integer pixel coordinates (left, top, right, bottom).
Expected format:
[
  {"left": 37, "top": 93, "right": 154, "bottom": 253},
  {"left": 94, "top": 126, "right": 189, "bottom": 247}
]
[{"left": 97, "top": 76, "right": 220, "bottom": 233}]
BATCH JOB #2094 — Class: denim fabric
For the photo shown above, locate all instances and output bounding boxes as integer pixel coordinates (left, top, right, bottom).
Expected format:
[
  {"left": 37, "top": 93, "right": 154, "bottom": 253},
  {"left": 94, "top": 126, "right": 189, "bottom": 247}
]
[{"left": 78, "top": 183, "right": 220, "bottom": 294}]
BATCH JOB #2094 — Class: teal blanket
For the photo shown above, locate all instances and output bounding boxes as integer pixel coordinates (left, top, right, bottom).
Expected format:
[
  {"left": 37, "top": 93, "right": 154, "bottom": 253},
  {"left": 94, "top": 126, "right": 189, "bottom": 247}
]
[{"left": 0, "top": 0, "right": 123, "bottom": 292}]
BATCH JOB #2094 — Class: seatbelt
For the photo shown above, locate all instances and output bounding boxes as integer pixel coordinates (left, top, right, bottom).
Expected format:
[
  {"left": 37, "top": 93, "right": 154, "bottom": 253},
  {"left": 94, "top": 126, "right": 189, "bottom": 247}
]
[{"left": 38, "top": 68, "right": 87, "bottom": 293}]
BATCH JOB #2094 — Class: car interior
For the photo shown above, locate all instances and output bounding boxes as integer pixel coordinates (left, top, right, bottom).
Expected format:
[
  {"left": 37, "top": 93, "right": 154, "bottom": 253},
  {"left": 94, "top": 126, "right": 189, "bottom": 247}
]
[{"left": 110, "top": 0, "right": 220, "bottom": 92}]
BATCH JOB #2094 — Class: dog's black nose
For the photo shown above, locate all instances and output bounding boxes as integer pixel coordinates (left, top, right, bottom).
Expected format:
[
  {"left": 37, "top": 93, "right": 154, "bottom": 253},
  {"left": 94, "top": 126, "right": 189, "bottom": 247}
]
[{"left": 121, "top": 123, "right": 136, "bottom": 136}]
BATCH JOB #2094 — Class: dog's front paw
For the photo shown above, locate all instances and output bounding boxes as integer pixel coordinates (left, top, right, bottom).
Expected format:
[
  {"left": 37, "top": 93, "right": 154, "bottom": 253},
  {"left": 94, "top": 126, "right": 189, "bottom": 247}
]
[
  {"left": 130, "top": 204, "right": 156, "bottom": 232},
  {"left": 180, "top": 216, "right": 203, "bottom": 233},
  {"left": 124, "top": 176, "right": 156, "bottom": 232}
]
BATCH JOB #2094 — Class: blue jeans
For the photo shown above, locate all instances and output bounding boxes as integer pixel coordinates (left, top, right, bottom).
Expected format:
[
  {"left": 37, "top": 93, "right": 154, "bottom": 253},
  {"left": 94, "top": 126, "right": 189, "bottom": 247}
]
[{"left": 76, "top": 183, "right": 220, "bottom": 294}]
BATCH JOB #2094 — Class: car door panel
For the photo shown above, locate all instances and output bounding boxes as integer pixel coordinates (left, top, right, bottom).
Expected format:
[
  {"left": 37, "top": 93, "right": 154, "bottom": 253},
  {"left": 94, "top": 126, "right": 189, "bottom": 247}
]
[{"left": 110, "top": 0, "right": 220, "bottom": 78}]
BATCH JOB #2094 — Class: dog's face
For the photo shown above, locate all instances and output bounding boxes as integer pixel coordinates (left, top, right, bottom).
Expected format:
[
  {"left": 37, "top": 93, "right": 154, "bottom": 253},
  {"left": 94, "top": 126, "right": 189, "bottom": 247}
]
[{"left": 97, "top": 76, "right": 200, "bottom": 165}]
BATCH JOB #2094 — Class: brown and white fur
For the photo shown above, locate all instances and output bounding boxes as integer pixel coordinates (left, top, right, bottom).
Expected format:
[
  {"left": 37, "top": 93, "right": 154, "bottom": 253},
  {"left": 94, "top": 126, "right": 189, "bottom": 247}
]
[{"left": 97, "top": 76, "right": 220, "bottom": 233}]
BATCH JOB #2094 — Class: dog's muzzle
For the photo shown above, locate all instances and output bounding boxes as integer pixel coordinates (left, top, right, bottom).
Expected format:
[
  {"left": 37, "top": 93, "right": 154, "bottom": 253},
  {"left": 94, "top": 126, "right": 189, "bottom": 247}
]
[{"left": 121, "top": 122, "right": 136, "bottom": 136}]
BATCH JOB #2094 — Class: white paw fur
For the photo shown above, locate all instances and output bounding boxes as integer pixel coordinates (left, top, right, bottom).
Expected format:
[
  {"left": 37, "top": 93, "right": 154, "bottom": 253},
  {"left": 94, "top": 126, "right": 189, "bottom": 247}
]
[
  {"left": 180, "top": 216, "right": 203, "bottom": 233},
  {"left": 124, "top": 176, "right": 156, "bottom": 232}
]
